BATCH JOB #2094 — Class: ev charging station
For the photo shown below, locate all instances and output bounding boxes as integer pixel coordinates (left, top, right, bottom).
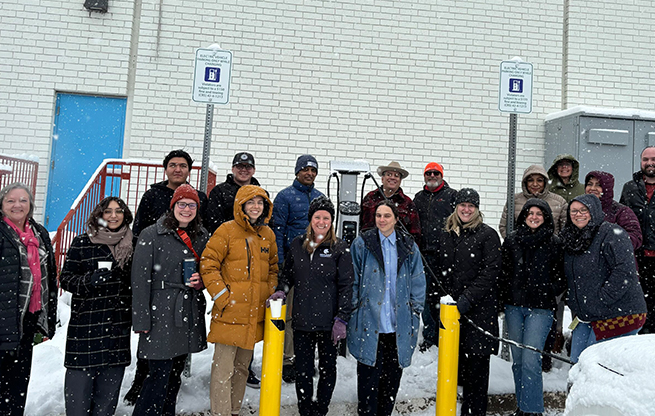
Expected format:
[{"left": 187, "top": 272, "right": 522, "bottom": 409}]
[{"left": 327, "top": 160, "right": 370, "bottom": 246}]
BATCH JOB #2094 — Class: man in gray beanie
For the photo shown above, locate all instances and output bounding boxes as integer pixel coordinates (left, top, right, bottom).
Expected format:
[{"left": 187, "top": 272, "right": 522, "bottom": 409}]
[{"left": 272, "top": 154, "right": 324, "bottom": 383}]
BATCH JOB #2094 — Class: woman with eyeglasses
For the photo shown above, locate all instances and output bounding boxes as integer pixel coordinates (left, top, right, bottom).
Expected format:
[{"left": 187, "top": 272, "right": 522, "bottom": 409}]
[
  {"left": 0, "top": 183, "right": 58, "bottom": 415},
  {"left": 561, "top": 194, "right": 647, "bottom": 363},
  {"left": 201, "top": 185, "right": 278, "bottom": 416},
  {"left": 131, "top": 184, "right": 209, "bottom": 416},
  {"left": 59, "top": 197, "right": 135, "bottom": 416}
]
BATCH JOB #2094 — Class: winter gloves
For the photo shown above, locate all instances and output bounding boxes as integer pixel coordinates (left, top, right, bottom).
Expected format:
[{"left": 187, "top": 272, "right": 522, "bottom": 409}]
[
  {"left": 90, "top": 268, "right": 112, "bottom": 286},
  {"left": 266, "top": 290, "right": 286, "bottom": 307},
  {"left": 331, "top": 318, "right": 347, "bottom": 345}
]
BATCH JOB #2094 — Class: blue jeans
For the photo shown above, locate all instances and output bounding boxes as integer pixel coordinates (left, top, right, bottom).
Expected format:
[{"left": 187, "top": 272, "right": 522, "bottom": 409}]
[
  {"left": 505, "top": 305, "right": 553, "bottom": 413},
  {"left": 570, "top": 321, "right": 641, "bottom": 363}
]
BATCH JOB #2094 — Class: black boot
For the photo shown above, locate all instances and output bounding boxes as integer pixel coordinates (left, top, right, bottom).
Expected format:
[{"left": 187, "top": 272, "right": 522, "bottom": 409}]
[{"left": 123, "top": 358, "right": 149, "bottom": 405}]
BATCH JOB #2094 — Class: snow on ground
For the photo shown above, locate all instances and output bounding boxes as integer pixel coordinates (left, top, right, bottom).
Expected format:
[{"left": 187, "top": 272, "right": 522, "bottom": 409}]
[
  {"left": 26, "top": 292, "right": 571, "bottom": 415},
  {"left": 565, "top": 334, "right": 655, "bottom": 416}
]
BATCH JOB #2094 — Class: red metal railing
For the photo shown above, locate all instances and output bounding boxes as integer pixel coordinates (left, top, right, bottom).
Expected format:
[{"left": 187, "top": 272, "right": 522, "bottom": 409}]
[
  {"left": 0, "top": 154, "right": 39, "bottom": 196},
  {"left": 51, "top": 159, "right": 217, "bottom": 272}
]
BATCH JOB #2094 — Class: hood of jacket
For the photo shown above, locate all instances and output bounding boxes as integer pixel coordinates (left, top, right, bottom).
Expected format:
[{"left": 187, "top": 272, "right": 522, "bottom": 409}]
[
  {"left": 548, "top": 154, "right": 581, "bottom": 184},
  {"left": 521, "top": 165, "right": 550, "bottom": 198},
  {"left": 516, "top": 198, "right": 554, "bottom": 234},
  {"left": 233, "top": 185, "right": 273, "bottom": 231},
  {"left": 570, "top": 193, "right": 605, "bottom": 229},
  {"left": 584, "top": 170, "right": 614, "bottom": 211}
]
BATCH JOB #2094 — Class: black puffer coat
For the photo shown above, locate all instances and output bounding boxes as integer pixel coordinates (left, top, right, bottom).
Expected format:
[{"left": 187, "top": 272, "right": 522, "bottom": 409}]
[
  {"left": 434, "top": 222, "right": 501, "bottom": 355},
  {"left": 132, "top": 181, "right": 208, "bottom": 236},
  {"left": 499, "top": 199, "right": 565, "bottom": 311},
  {"left": 59, "top": 233, "right": 133, "bottom": 369},
  {"left": 0, "top": 218, "right": 57, "bottom": 351},
  {"left": 620, "top": 171, "right": 655, "bottom": 251},
  {"left": 278, "top": 235, "right": 354, "bottom": 331}
]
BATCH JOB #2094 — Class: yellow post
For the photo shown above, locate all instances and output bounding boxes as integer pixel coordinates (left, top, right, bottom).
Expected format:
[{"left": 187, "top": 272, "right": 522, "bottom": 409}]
[
  {"left": 259, "top": 299, "right": 287, "bottom": 416},
  {"left": 436, "top": 299, "right": 460, "bottom": 416}
]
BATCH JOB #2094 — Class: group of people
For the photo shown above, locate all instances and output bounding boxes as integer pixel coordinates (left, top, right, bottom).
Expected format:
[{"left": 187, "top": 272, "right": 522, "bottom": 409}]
[{"left": 0, "top": 146, "right": 653, "bottom": 416}]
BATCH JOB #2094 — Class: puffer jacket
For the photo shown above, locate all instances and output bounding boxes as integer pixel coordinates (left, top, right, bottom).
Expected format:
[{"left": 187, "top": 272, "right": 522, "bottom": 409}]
[
  {"left": 563, "top": 194, "right": 647, "bottom": 322},
  {"left": 347, "top": 229, "right": 425, "bottom": 368},
  {"left": 434, "top": 221, "right": 501, "bottom": 356},
  {"left": 131, "top": 218, "right": 209, "bottom": 360},
  {"left": 547, "top": 154, "right": 586, "bottom": 203},
  {"left": 499, "top": 199, "right": 565, "bottom": 311},
  {"left": 272, "top": 179, "right": 323, "bottom": 265},
  {"left": 499, "top": 165, "right": 568, "bottom": 238},
  {"left": 59, "top": 233, "right": 132, "bottom": 369},
  {"left": 620, "top": 171, "right": 655, "bottom": 251},
  {"left": 201, "top": 185, "right": 278, "bottom": 349},
  {"left": 0, "top": 218, "right": 57, "bottom": 351},
  {"left": 585, "top": 171, "right": 642, "bottom": 251}
]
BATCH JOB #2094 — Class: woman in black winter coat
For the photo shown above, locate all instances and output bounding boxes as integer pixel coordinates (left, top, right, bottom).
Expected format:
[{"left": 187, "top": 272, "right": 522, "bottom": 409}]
[
  {"left": 0, "top": 183, "right": 57, "bottom": 416},
  {"left": 430, "top": 188, "right": 501, "bottom": 416},
  {"left": 431, "top": 188, "right": 501, "bottom": 416},
  {"left": 561, "top": 194, "right": 647, "bottom": 363},
  {"left": 499, "top": 199, "right": 565, "bottom": 416},
  {"left": 272, "top": 196, "right": 354, "bottom": 416},
  {"left": 59, "top": 197, "right": 135, "bottom": 416}
]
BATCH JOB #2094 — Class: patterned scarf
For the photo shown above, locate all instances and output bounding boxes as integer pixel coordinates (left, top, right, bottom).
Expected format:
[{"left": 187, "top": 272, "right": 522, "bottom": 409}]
[
  {"left": 88, "top": 225, "right": 134, "bottom": 269},
  {"left": 3, "top": 217, "right": 42, "bottom": 313}
]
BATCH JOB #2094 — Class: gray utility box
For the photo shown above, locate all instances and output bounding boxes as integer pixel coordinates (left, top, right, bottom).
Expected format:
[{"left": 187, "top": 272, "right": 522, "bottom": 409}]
[{"left": 545, "top": 106, "right": 655, "bottom": 199}]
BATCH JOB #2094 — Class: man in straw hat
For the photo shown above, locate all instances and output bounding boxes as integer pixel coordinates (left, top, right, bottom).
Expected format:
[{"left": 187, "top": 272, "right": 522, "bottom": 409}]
[{"left": 360, "top": 161, "right": 421, "bottom": 241}]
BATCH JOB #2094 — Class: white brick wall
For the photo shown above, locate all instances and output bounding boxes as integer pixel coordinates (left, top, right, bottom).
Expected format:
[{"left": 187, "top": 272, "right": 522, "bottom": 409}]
[{"left": 1, "top": 0, "right": 653, "bottom": 229}]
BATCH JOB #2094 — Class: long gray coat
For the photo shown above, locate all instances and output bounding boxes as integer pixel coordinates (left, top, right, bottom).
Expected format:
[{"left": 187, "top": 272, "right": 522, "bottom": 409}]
[{"left": 131, "top": 218, "right": 209, "bottom": 360}]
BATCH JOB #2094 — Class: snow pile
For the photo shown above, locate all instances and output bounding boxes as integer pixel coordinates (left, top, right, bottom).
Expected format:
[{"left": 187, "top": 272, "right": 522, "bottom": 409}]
[
  {"left": 26, "top": 292, "right": 570, "bottom": 415},
  {"left": 565, "top": 334, "right": 655, "bottom": 416}
]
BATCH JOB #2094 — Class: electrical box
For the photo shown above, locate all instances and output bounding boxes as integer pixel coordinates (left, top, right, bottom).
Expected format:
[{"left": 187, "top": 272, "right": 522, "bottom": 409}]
[{"left": 544, "top": 106, "right": 655, "bottom": 198}]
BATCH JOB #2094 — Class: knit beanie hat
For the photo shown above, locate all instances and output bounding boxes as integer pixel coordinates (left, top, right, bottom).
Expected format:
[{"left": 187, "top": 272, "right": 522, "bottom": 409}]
[
  {"left": 170, "top": 184, "right": 200, "bottom": 209},
  {"left": 455, "top": 188, "right": 480, "bottom": 208},
  {"left": 424, "top": 162, "right": 444, "bottom": 175},
  {"left": 308, "top": 195, "right": 335, "bottom": 222},
  {"left": 295, "top": 154, "right": 319, "bottom": 175}
]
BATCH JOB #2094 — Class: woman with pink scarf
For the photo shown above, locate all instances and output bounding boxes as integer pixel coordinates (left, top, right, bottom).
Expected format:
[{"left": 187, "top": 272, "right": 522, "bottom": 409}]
[{"left": 0, "top": 183, "right": 57, "bottom": 415}]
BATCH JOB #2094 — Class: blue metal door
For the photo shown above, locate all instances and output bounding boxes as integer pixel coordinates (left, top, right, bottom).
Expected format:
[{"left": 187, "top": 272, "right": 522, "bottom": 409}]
[{"left": 45, "top": 94, "right": 126, "bottom": 231}]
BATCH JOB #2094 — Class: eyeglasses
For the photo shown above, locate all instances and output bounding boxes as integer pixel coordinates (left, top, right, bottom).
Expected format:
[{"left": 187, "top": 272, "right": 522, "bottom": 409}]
[
  {"left": 167, "top": 162, "right": 189, "bottom": 170},
  {"left": 176, "top": 202, "right": 198, "bottom": 210},
  {"left": 384, "top": 171, "right": 401, "bottom": 178},
  {"left": 424, "top": 171, "right": 442, "bottom": 177},
  {"left": 103, "top": 209, "right": 124, "bottom": 215},
  {"left": 570, "top": 208, "right": 589, "bottom": 216},
  {"left": 234, "top": 164, "right": 254, "bottom": 171}
]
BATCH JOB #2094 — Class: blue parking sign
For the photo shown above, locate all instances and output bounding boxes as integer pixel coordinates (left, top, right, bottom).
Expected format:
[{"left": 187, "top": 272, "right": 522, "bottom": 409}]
[
  {"left": 509, "top": 78, "right": 523, "bottom": 93},
  {"left": 205, "top": 67, "right": 220, "bottom": 83}
]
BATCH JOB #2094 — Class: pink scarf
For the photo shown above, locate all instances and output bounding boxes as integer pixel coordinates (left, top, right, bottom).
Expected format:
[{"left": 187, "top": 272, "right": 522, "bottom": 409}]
[{"left": 4, "top": 217, "right": 42, "bottom": 312}]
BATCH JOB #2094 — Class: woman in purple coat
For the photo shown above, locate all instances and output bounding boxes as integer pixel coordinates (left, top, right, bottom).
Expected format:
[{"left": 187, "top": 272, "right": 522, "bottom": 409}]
[{"left": 584, "top": 171, "right": 642, "bottom": 251}]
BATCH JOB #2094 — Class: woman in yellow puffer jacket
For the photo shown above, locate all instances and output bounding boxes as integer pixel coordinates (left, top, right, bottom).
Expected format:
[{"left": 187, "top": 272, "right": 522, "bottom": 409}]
[{"left": 201, "top": 185, "right": 278, "bottom": 416}]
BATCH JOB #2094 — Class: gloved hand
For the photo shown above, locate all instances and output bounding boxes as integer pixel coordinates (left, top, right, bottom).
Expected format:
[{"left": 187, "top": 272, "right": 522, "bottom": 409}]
[
  {"left": 266, "top": 290, "right": 286, "bottom": 307},
  {"left": 90, "top": 268, "right": 112, "bottom": 286},
  {"left": 331, "top": 318, "right": 347, "bottom": 345}
]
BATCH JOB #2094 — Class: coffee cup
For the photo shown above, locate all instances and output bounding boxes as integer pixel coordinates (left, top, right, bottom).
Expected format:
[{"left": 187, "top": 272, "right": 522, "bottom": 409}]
[{"left": 98, "top": 261, "right": 113, "bottom": 270}]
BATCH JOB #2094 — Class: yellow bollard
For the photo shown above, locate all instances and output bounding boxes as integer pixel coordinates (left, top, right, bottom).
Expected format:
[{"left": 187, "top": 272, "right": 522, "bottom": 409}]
[
  {"left": 259, "top": 299, "right": 287, "bottom": 416},
  {"left": 436, "top": 299, "right": 460, "bottom": 416}
]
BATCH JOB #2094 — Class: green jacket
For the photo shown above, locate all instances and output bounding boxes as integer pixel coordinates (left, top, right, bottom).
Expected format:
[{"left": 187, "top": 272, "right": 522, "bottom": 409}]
[{"left": 547, "top": 154, "right": 585, "bottom": 203}]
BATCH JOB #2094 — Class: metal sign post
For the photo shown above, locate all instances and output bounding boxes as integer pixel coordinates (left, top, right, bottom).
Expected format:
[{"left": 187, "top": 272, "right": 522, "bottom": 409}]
[
  {"left": 498, "top": 58, "right": 533, "bottom": 361},
  {"left": 192, "top": 45, "right": 233, "bottom": 192}
]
